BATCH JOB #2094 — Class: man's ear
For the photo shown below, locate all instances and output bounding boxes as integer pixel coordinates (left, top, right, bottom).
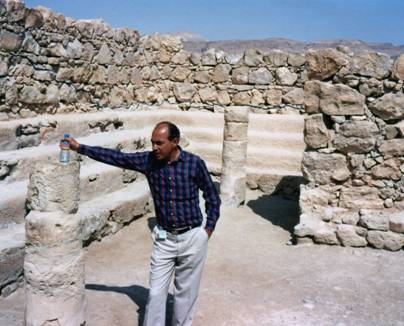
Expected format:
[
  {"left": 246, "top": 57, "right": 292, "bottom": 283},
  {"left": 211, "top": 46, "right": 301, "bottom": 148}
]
[{"left": 173, "top": 138, "right": 180, "bottom": 145}]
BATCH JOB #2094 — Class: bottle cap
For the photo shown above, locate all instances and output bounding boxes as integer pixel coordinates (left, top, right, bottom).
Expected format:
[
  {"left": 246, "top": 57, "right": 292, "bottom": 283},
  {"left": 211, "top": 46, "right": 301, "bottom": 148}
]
[{"left": 64, "top": 133, "right": 70, "bottom": 138}]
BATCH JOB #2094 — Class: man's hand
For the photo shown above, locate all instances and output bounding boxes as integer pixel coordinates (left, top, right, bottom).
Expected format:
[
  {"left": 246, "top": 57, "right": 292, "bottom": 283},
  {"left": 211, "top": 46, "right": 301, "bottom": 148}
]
[
  {"left": 205, "top": 228, "right": 213, "bottom": 239},
  {"left": 59, "top": 137, "right": 80, "bottom": 151}
]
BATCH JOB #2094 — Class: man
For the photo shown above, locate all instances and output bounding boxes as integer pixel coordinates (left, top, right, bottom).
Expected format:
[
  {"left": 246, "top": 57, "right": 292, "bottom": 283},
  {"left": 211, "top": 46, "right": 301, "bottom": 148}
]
[{"left": 65, "top": 121, "right": 221, "bottom": 326}]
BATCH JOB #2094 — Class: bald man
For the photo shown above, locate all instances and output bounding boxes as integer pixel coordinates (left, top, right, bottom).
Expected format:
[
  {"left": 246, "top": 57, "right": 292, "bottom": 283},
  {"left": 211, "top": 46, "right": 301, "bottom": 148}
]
[{"left": 66, "top": 121, "right": 221, "bottom": 326}]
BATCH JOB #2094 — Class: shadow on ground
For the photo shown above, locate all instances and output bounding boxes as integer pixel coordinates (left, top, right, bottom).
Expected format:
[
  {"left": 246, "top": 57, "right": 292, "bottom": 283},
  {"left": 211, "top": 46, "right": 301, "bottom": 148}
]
[
  {"left": 247, "top": 194, "right": 300, "bottom": 235},
  {"left": 86, "top": 284, "right": 174, "bottom": 325}
]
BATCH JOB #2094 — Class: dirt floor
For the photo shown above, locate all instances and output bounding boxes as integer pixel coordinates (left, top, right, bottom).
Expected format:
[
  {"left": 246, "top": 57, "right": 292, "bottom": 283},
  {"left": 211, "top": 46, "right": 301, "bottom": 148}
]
[{"left": 1, "top": 190, "right": 404, "bottom": 326}]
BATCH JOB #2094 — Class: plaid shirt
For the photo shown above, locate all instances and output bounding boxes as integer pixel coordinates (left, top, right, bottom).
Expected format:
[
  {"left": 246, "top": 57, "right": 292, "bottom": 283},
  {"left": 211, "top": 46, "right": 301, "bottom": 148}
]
[{"left": 78, "top": 145, "right": 221, "bottom": 231}]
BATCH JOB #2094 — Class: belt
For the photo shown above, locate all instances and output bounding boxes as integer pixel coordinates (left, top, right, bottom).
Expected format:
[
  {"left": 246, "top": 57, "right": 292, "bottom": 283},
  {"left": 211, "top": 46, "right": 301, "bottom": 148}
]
[{"left": 165, "top": 224, "right": 201, "bottom": 235}]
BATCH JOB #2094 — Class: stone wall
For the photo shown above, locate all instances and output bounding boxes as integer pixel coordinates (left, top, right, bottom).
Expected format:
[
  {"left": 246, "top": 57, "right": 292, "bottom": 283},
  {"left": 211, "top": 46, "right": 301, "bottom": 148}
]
[
  {"left": 0, "top": 0, "right": 308, "bottom": 120},
  {"left": 0, "top": 0, "right": 140, "bottom": 120},
  {"left": 295, "top": 49, "right": 404, "bottom": 250}
]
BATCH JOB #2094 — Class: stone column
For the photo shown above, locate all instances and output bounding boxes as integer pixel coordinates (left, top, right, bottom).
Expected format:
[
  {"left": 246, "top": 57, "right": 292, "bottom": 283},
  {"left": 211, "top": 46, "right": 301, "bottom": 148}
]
[
  {"left": 220, "top": 106, "right": 249, "bottom": 206},
  {"left": 24, "top": 161, "right": 85, "bottom": 326}
]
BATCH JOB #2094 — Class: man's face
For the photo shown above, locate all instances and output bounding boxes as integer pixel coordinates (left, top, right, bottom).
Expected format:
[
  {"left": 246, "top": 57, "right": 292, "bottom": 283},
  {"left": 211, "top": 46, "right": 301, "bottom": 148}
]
[{"left": 151, "top": 125, "right": 179, "bottom": 161}]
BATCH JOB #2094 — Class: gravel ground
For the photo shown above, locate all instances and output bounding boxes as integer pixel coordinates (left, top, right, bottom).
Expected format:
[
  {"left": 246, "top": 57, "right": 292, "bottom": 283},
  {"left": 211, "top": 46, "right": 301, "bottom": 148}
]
[{"left": 1, "top": 190, "right": 404, "bottom": 326}]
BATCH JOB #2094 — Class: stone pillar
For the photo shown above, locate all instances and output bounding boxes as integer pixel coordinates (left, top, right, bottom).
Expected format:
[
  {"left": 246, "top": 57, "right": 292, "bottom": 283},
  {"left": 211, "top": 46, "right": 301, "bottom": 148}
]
[
  {"left": 220, "top": 106, "right": 249, "bottom": 206},
  {"left": 24, "top": 161, "right": 85, "bottom": 326}
]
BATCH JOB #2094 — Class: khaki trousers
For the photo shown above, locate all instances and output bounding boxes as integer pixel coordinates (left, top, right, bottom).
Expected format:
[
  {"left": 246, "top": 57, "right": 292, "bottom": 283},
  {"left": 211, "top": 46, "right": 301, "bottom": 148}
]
[{"left": 143, "top": 226, "right": 209, "bottom": 326}]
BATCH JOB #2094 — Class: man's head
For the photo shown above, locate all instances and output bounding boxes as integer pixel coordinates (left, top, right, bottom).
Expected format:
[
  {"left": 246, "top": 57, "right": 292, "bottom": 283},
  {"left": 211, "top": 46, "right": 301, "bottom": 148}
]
[{"left": 151, "top": 121, "right": 180, "bottom": 161}]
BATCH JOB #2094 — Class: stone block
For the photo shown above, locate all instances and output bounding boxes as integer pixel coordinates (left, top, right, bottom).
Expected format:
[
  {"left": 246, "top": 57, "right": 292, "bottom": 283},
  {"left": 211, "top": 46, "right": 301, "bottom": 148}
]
[
  {"left": 339, "top": 187, "right": 384, "bottom": 210},
  {"left": 248, "top": 68, "right": 273, "bottom": 85},
  {"left": 313, "top": 224, "right": 339, "bottom": 245},
  {"left": 294, "top": 213, "right": 323, "bottom": 237},
  {"left": 368, "top": 92, "right": 404, "bottom": 121},
  {"left": 224, "top": 106, "right": 249, "bottom": 123},
  {"left": 334, "top": 120, "right": 378, "bottom": 153},
  {"left": 359, "top": 209, "right": 389, "bottom": 231},
  {"left": 389, "top": 212, "right": 404, "bottom": 233},
  {"left": 337, "top": 224, "right": 367, "bottom": 247},
  {"left": 275, "top": 67, "right": 298, "bottom": 86},
  {"left": 223, "top": 122, "right": 248, "bottom": 141},
  {"left": 304, "top": 114, "right": 330, "bottom": 149},
  {"left": 379, "top": 139, "right": 404, "bottom": 157},
  {"left": 392, "top": 54, "right": 404, "bottom": 81},
  {"left": 27, "top": 161, "right": 80, "bottom": 214},
  {"left": 306, "top": 48, "right": 349, "bottom": 80},
  {"left": 367, "top": 230, "right": 403, "bottom": 251},
  {"left": 351, "top": 52, "right": 392, "bottom": 79},
  {"left": 302, "top": 152, "right": 350, "bottom": 185}
]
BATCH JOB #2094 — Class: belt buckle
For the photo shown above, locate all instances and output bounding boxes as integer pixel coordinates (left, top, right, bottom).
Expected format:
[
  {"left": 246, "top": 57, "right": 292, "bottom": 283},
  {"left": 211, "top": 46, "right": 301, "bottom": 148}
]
[{"left": 171, "top": 229, "right": 179, "bottom": 235}]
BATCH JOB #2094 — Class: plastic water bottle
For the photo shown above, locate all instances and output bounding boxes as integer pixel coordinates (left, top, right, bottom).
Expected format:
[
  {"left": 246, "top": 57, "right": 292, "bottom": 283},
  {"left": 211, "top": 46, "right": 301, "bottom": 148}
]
[{"left": 59, "top": 133, "right": 70, "bottom": 165}]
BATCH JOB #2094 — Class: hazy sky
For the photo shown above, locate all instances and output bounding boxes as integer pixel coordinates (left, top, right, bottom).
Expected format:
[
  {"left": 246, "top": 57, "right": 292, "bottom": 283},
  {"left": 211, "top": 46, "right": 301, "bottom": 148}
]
[{"left": 24, "top": 0, "right": 404, "bottom": 45}]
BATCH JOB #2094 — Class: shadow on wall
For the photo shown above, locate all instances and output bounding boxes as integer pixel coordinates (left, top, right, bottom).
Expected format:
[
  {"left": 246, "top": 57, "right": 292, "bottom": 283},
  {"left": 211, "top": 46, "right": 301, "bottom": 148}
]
[
  {"left": 248, "top": 176, "right": 305, "bottom": 234},
  {"left": 86, "top": 283, "right": 174, "bottom": 325}
]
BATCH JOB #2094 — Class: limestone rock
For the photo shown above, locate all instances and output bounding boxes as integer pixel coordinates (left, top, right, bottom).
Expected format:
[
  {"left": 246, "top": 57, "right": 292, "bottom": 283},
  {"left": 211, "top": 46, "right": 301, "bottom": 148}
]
[
  {"left": 294, "top": 213, "right": 322, "bottom": 237},
  {"left": 243, "top": 49, "right": 263, "bottom": 66},
  {"left": 173, "top": 83, "right": 196, "bottom": 102},
  {"left": 304, "top": 80, "right": 365, "bottom": 115},
  {"left": 304, "top": 114, "right": 330, "bottom": 149},
  {"left": 45, "top": 84, "right": 60, "bottom": 104},
  {"left": 288, "top": 53, "right": 306, "bottom": 67},
  {"left": 248, "top": 68, "right": 273, "bottom": 85},
  {"left": 217, "top": 90, "right": 231, "bottom": 105},
  {"left": 283, "top": 88, "right": 304, "bottom": 105},
  {"left": 232, "top": 92, "right": 250, "bottom": 105},
  {"left": 225, "top": 53, "right": 243, "bottom": 65},
  {"left": 392, "top": 54, "right": 404, "bottom": 81},
  {"left": 371, "top": 158, "right": 401, "bottom": 181},
  {"left": 170, "top": 66, "right": 191, "bottom": 82},
  {"left": 299, "top": 185, "right": 333, "bottom": 214},
  {"left": 313, "top": 224, "right": 339, "bottom": 245},
  {"left": 379, "top": 139, "right": 404, "bottom": 157},
  {"left": 224, "top": 106, "right": 249, "bottom": 123},
  {"left": 232, "top": 67, "right": 249, "bottom": 85},
  {"left": 339, "top": 187, "right": 384, "bottom": 209},
  {"left": 96, "top": 43, "right": 112, "bottom": 65},
  {"left": 359, "top": 209, "right": 389, "bottom": 231},
  {"left": 66, "top": 39, "right": 83, "bottom": 59},
  {"left": 302, "top": 152, "right": 350, "bottom": 185},
  {"left": 389, "top": 212, "right": 404, "bottom": 233},
  {"left": 334, "top": 120, "right": 379, "bottom": 153},
  {"left": 224, "top": 122, "right": 248, "bottom": 141},
  {"left": 194, "top": 70, "right": 210, "bottom": 84},
  {"left": 212, "top": 64, "right": 231, "bottom": 83},
  {"left": 337, "top": 224, "right": 367, "bottom": 247},
  {"left": 171, "top": 50, "right": 189, "bottom": 64},
  {"left": 368, "top": 92, "right": 404, "bottom": 121},
  {"left": 367, "top": 230, "right": 403, "bottom": 251},
  {"left": 275, "top": 67, "right": 297, "bottom": 86},
  {"left": 306, "top": 48, "right": 349, "bottom": 80},
  {"left": 264, "top": 50, "right": 288, "bottom": 66},
  {"left": 25, "top": 8, "right": 44, "bottom": 29},
  {"left": 21, "top": 33, "right": 40, "bottom": 54},
  {"left": 265, "top": 88, "right": 282, "bottom": 105},
  {"left": 351, "top": 52, "right": 392, "bottom": 79},
  {"left": 0, "top": 31, "right": 23, "bottom": 52},
  {"left": 27, "top": 162, "right": 80, "bottom": 214},
  {"left": 198, "top": 87, "right": 217, "bottom": 102},
  {"left": 19, "top": 86, "right": 44, "bottom": 104}
]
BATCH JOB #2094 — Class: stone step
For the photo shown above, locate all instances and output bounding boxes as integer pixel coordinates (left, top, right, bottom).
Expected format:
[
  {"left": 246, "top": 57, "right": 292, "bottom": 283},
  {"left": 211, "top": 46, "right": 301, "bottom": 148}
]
[
  {"left": 0, "top": 109, "right": 303, "bottom": 152},
  {"left": 0, "top": 128, "right": 148, "bottom": 184},
  {"left": 188, "top": 142, "right": 303, "bottom": 173},
  {"left": 0, "top": 161, "right": 144, "bottom": 228},
  {"left": 182, "top": 127, "right": 305, "bottom": 151},
  {"left": 0, "top": 179, "right": 151, "bottom": 295},
  {"left": 249, "top": 113, "right": 304, "bottom": 133},
  {"left": 0, "top": 109, "right": 223, "bottom": 152}
]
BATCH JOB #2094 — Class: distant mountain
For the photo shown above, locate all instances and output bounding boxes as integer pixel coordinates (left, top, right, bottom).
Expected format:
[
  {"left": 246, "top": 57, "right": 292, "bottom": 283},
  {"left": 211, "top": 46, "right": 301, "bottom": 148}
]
[{"left": 181, "top": 37, "right": 404, "bottom": 57}]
